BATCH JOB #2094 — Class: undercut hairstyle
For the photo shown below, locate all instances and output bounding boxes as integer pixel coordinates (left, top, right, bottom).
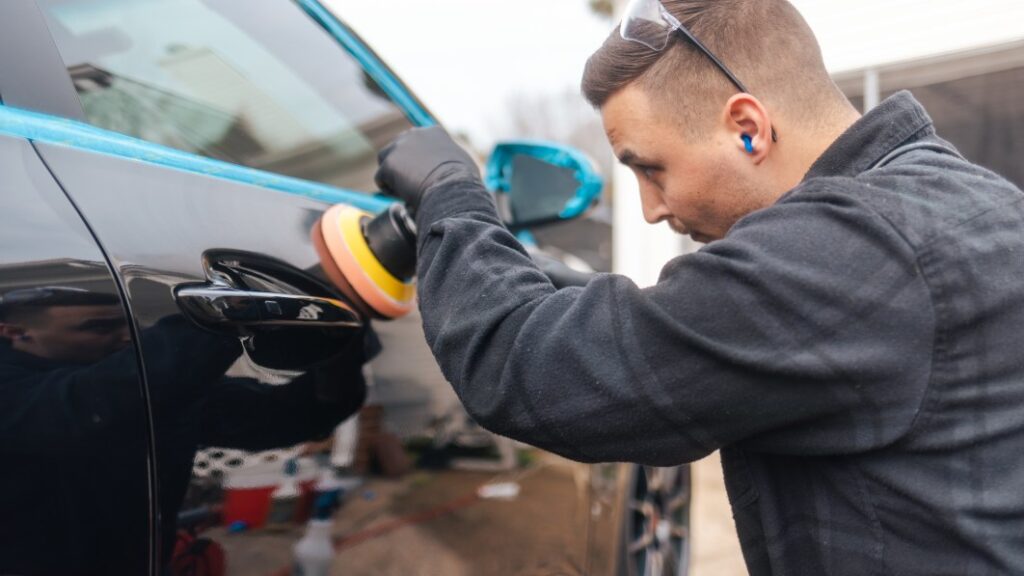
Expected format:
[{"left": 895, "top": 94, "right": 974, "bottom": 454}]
[
  {"left": 0, "top": 289, "right": 120, "bottom": 325},
  {"left": 582, "top": 0, "right": 850, "bottom": 134}
]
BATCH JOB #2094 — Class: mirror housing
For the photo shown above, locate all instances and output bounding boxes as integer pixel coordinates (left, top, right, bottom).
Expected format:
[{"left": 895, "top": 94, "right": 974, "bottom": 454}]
[{"left": 485, "top": 140, "right": 603, "bottom": 230}]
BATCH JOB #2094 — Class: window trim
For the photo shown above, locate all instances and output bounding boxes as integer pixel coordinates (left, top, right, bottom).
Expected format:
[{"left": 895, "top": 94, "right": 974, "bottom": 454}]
[
  {"left": 294, "top": 0, "right": 436, "bottom": 128},
  {"left": 0, "top": 0, "right": 84, "bottom": 119},
  {"left": 4, "top": 0, "right": 440, "bottom": 212}
]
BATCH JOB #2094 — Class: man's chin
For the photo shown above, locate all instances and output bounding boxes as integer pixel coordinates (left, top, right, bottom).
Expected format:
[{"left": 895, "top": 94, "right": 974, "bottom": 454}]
[{"left": 667, "top": 222, "right": 689, "bottom": 236}]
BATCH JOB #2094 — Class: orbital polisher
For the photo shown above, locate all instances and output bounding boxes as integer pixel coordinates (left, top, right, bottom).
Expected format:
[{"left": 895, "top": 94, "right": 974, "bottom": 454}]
[{"left": 312, "top": 203, "right": 418, "bottom": 321}]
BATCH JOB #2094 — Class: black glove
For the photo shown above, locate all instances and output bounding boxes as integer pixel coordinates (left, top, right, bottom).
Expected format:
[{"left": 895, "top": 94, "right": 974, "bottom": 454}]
[{"left": 374, "top": 126, "right": 481, "bottom": 216}]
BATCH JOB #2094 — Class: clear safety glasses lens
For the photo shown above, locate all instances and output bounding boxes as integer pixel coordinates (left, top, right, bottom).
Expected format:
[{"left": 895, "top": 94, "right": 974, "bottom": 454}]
[{"left": 619, "top": 0, "right": 682, "bottom": 51}]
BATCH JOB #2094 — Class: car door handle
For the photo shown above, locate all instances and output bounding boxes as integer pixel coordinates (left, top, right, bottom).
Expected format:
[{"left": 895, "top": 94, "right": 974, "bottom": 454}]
[{"left": 175, "top": 284, "right": 363, "bottom": 330}]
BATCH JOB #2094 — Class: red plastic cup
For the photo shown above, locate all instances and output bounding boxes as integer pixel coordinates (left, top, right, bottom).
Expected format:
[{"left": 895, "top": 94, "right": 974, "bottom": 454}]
[
  {"left": 222, "top": 485, "right": 276, "bottom": 529},
  {"left": 221, "top": 459, "right": 321, "bottom": 528},
  {"left": 222, "top": 462, "right": 282, "bottom": 529}
]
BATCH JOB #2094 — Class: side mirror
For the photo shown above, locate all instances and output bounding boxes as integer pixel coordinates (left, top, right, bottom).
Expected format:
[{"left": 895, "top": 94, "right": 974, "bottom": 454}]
[{"left": 485, "top": 141, "right": 604, "bottom": 230}]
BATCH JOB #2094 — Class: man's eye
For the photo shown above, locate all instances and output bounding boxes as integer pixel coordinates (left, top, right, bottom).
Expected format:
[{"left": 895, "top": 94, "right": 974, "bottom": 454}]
[{"left": 638, "top": 166, "right": 662, "bottom": 187}]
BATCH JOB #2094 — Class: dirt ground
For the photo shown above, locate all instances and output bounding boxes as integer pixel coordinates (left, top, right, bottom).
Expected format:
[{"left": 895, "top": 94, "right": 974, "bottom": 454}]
[
  {"left": 216, "top": 455, "right": 591, "bottom": 575},
  {"left": 214, "top": 452, "right": 746, "bottom": 575}
]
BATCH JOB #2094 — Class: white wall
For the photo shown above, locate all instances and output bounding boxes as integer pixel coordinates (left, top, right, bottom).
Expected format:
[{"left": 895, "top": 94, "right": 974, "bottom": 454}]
[
  {"left": 612, "top": 164, "right": 695, "bottom": 286},
  {"left": 790, "top": 0, "right": 1024, "bottom": 74}
]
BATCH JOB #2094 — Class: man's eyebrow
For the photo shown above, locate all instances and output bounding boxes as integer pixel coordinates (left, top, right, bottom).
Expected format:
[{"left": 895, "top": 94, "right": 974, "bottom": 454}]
[
  {"left": 617, "top": 149, "right": 638, "bottom": 166},
  {"left": 617, "top": 149, "right": 656, "bottom": 167},
  {"left": 76, "top": 316, "right": 127, "bottom": 329}
]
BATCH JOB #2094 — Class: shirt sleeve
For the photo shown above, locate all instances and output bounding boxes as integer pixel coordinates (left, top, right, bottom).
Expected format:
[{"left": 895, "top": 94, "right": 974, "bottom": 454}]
[
  {"left": 0, "top": 315, "right": 240, "bottom": 456},
  {"left": 199, "top": 329, "right": 373, "bottom": 451},
  {"left": 413, "top": 180, "right": 935, "bottom": 465}
]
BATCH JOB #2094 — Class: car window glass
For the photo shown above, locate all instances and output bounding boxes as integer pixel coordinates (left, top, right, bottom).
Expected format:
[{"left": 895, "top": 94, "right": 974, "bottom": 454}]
[{"left": 37, "top": 0, "right": 414, "bottom": 192}]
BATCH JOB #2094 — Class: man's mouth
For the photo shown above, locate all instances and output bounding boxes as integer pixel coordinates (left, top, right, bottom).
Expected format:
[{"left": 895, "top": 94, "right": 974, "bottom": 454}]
[
  {"left": 668, "top": 221, "right": 711, "bottom": 244},
  {"left": 668, "top": 221, "right": 689, "bottom": 236}
]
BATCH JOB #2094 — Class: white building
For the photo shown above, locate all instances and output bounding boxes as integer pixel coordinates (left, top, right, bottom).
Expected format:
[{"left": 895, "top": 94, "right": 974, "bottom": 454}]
[{"left": 613, "top": 0, "right": 1024, "bottom": 285}]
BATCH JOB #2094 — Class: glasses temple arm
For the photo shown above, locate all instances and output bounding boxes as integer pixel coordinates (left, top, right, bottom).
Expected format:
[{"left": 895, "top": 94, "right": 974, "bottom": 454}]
[{"left": 669, "top": 26, "right": 779, "bottom": 142}]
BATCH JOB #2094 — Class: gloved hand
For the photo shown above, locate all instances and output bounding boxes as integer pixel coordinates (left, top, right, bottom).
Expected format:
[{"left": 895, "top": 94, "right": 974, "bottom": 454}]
[{"left": 375, "top": 126, "right": 481, "bottom": 216}]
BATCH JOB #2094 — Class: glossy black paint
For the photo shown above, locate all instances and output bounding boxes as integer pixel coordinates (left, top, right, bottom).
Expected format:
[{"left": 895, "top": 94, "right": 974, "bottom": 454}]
[
  {"left": 0, "top": 134, "right": 150, "bottom": 574},
  {"left": 36, "top": 140, "right": 374, "bottom": 569}
]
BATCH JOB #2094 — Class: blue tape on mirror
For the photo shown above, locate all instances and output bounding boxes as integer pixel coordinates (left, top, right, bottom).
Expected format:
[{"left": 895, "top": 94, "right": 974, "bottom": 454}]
[{"left": 486, "top": 140, "right": 604, "bottom": 228}]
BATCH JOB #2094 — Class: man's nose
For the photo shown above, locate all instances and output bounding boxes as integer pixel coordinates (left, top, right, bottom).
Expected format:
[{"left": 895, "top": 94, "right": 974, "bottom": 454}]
[{"left": 639, "top": 184, "right": 671, "bottom": 225}]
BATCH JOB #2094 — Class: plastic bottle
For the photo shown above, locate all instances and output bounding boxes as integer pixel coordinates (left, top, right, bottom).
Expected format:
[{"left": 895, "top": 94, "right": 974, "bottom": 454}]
[
  {"left": 292, "top": 495, "right": 336, "bottom": 576},
  {"left": 266, "top": 459, "right": 300, "bottom": 529},
  {"left": 313, "top": 467, "right": 345, "bottom": 508}
]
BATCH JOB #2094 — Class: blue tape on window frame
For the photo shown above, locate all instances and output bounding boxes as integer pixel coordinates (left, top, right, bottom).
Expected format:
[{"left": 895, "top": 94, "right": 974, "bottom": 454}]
[
  {"left": 295, "top": 0, "right": 436, "bottom": 129},
  {"left": 0, "top": 104, "right": 394, "bottom": 213},
  {"left": 0, "top": 1, "right": 433, "bottom": 212}
]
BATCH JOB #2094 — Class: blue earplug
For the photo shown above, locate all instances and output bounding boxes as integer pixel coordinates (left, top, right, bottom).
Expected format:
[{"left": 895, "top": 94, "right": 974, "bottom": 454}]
[{"left": 742, "top": 134, "right": 755, "bottom": 154}]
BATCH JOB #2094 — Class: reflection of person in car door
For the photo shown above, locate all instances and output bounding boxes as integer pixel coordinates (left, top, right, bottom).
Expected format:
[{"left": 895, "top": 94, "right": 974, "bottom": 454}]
[
  {"left": 0, "top": 286, "right": 373, "bottom": 575},
  {"left": 0, "top": 287, "right": 131, "bottom": 363}
]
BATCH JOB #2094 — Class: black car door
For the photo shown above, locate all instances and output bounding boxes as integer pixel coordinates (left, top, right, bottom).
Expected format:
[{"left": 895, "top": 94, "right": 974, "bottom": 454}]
[
  {"left": 18, "top": 0, "right": 422, "bottom": 572},
  {"left": 0, "top": 134, "right": 152, "bottom": 574},
  {"left": 35, "top": 136, "right": 375, "bottom": 572},
  {"left": 0, "top": 3, "right": 154, "bottom": 575}
]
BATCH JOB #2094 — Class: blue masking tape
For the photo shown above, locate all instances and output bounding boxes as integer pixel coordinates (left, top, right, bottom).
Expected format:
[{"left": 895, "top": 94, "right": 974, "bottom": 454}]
[
  {"left": 0, "top": 104, "right": 394, "bottom": 213},
  {"left": 295, "top": 0, "right": 436, "bottom": 128},
  {"left": 485, "top": 139, "right": 604, "bottom": 220},
  {"left": 0, "top": 1, "right": 445, "bottom": 212}
]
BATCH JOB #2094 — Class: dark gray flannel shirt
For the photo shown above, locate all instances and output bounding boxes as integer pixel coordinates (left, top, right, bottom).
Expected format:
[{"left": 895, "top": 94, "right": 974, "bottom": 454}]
[{"left": 413, "top": 91, "right": 1024, "bottom": 575}]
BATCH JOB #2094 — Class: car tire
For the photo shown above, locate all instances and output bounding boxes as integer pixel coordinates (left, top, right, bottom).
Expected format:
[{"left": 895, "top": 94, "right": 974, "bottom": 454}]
[{"left": 617, "top": 465, "right": 691, "bottom": 576}]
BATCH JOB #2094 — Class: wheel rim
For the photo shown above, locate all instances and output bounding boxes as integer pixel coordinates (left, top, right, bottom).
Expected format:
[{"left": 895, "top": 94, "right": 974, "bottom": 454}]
[{"left": 626, "top": 466, "right": 691, "bottom": 576}]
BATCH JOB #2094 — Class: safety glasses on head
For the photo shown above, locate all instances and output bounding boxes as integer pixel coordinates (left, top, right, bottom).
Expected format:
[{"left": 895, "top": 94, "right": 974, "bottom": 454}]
[{"left": 619, "top": 0, "right": 778, "bottom": 142}]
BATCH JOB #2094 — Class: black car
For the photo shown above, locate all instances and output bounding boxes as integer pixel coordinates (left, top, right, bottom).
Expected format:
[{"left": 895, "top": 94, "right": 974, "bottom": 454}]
[{"left": 0, "top": 1, "right": 689, "bottom": 574}]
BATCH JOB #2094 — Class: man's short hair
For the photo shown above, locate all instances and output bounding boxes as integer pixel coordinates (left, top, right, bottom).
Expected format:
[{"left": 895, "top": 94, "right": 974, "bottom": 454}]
[
  {"left": 0, "top": 287, "right": 121, "bottom": 324},
  {"left": 582, "top": 0, "right": 844, "bottom": 133}
]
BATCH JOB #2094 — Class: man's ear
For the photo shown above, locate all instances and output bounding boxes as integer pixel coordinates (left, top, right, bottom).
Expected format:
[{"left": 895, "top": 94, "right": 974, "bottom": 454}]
[{"left": 722, "top": 94, "right": 773, "bottom": 164}]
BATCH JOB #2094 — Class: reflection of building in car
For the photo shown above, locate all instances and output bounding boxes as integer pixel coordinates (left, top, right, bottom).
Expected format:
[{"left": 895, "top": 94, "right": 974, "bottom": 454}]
[
  {"left": 69, "top": 58, "right": 411, "bottom": 192},
  {"left": 0, "top": 284, "right": 372, "bottom": 574}
]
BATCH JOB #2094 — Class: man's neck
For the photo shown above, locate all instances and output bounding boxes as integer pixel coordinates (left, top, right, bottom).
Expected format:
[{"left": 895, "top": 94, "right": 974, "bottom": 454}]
[{"left": 781, "top": 105, "right": 863, "bottom": 191}]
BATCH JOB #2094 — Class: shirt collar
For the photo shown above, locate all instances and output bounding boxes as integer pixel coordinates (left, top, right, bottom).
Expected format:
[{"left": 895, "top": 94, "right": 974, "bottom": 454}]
[
  {"left": 804, "top": 90, "right": 936, "bottom": 180},
  {"left": 0, "top": 338, "right": 78, "bottom": 372}
]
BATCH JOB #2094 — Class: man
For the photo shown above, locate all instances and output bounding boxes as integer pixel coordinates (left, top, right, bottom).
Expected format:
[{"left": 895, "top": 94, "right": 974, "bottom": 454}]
[
  {"left": 0, "top": 286, "right": 371, "bottom": 574},
  {"left": 374, "top": 0, "right": 1024, "bottom": 574}
]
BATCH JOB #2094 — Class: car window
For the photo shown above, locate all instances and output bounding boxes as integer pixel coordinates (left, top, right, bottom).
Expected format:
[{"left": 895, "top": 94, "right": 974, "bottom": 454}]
[{"left": 37, "top": 0, "right": 414, "bottom": 192}]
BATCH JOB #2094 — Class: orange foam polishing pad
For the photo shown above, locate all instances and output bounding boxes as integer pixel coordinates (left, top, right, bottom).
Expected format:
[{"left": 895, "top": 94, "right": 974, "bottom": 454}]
[
  {"left": 318, "top": 205, "right": 415, "bottom": 320},
  {"left": 311, "top": 217, "right": 376, "bottom": 321}
]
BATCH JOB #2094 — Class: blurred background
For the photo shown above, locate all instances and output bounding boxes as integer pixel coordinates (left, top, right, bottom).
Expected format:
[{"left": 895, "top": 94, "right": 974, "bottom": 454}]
[
  {"left": 336, "top": 0, "right": 1024, "bottom": 283},
  {"left": 333, "top": 1, "right": 1024, "bottom": 573},
  {"left": 5, "top": 1, "right": 1020, "bottom": 574}
]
